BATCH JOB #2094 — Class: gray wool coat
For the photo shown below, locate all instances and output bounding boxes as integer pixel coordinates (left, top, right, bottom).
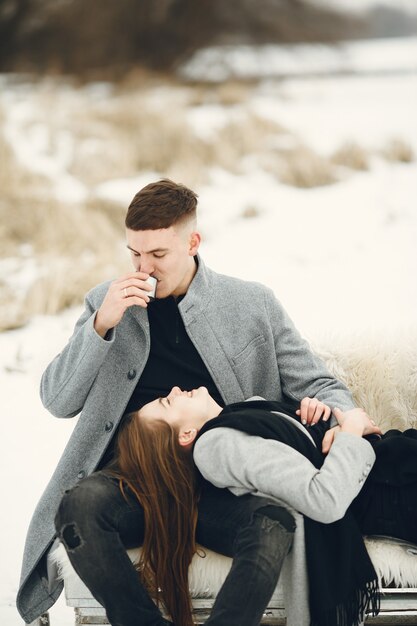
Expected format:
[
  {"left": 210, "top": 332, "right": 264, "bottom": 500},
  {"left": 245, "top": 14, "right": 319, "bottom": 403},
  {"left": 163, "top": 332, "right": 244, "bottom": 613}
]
[{"left": 17, "top": 256, "right": 356, "bottom": 623}]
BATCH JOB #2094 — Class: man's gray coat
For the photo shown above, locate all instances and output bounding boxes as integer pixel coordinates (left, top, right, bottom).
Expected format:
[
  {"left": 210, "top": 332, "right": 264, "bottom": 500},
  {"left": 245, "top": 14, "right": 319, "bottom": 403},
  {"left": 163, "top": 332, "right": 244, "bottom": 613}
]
[{"left": 17, "top": 257, "right": 355, "bottom": 623}]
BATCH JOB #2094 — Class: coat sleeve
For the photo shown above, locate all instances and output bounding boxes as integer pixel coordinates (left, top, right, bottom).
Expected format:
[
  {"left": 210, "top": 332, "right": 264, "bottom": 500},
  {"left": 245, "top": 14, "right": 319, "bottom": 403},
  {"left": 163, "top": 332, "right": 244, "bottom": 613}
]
[
  {"left": 194, "top": 428, "right": 375, "bottom": 523},
  {"left": 40, "top": 290, "right": 116, "bottom": 418},
  {"left": 263, "top": 288, "right": 356, "bottom": 417}
]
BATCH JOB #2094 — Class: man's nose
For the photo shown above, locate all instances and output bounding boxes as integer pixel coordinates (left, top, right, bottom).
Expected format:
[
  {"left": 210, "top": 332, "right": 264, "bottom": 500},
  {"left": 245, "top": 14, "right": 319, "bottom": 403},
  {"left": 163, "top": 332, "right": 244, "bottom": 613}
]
[{"left": 138, "top": 258, "right": 154, "bottom": 275}]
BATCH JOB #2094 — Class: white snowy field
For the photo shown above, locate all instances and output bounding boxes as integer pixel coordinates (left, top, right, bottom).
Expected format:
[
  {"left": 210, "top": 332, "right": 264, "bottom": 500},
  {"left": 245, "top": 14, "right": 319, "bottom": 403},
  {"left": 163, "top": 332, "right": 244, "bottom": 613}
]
[
  {"left": 181, "top": 36, "right": 417, "bottom": 81},
  {"left": 1, "top": 38, "right": 417, "bottom": 625}
]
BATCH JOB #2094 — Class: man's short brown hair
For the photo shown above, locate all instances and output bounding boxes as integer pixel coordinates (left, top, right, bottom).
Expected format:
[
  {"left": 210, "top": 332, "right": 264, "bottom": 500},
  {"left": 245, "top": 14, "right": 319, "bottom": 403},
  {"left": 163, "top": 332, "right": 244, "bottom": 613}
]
[{"left": 125, "top": 179, "right": 198, "bottom": 231}]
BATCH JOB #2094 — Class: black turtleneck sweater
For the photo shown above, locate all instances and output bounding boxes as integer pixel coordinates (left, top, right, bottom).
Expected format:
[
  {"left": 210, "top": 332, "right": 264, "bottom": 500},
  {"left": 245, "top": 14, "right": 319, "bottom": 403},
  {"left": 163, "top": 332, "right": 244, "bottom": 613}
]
[{"left": 99, "top": 295, "right": 224, "bottom": 467}]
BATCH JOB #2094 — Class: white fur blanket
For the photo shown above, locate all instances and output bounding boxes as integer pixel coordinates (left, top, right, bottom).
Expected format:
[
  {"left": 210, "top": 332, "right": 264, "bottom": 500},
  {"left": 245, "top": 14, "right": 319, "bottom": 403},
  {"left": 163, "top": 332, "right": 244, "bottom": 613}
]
[
  {"left": 312, "top": 328, "right": 417, "bottom": 433},
  {"left": 51, "top": 535, "right": 417, "bottom": 597}
]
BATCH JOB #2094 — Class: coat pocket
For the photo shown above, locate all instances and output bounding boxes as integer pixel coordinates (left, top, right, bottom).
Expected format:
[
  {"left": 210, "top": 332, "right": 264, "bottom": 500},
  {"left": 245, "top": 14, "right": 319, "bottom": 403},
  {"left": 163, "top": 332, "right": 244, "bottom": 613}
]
[{"left": 232, "top": 334, "right": 266, "bottom": 365}]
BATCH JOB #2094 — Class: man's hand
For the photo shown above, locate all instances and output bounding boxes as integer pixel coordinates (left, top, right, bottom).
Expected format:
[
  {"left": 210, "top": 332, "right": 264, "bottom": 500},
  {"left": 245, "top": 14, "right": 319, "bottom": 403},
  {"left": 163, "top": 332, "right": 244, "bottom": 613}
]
[
  {"left": 94, "top": 272, "right": 153, "bottom": 338},
  {"left": 322, "top": 425, "right": 340, "bottom": 454},
  {"left": 322, "top": 408, "right": 382, "bottom": 454},
  {"left": 296, "top": 397, "right": 331, "bottom": 426},
  {"left": 334, "top": 407, "right": 382, "bottom": 437}
]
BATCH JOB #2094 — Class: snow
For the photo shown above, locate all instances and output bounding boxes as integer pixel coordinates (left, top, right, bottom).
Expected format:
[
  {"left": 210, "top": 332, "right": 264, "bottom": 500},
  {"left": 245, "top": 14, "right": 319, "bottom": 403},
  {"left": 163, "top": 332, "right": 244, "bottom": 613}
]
[
  {"left": 202, "top": 163, "right": 417, "bottom": 334},
  {"left": 180, "top": 36, "right": 417, "bottom": 81},
  {"left": 314, "top": 0, "right": 417, "bottom": 15},
  {"left": 2, "top": 84, "right": 88, "bottom": 204},
  {"left": 0, "top": 255, "right": 42, "bottom": 298},
  {"left": 251, "top": 73, "right": 417, "bottom": 153},
  {"left": 95, "top": 173, "right": 160, "bottom": 206},
  {"left": 1, "top": 310, "right": 80, "bottom": 625},
  {"left": 1, "top": 37, "right": 416, "bottom": 624}
]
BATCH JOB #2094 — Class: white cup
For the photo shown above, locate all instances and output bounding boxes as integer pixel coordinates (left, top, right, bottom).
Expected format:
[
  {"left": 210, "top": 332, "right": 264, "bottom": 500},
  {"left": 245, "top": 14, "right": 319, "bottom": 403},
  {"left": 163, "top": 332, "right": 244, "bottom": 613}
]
[{"left": 146, "top": 276, "right": 157, "bottom": 300}]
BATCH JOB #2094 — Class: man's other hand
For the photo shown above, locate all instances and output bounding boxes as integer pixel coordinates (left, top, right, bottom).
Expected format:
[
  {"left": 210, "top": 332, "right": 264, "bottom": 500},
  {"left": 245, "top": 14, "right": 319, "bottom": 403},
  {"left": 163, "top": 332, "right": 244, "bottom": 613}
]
[{"left": 322, "top": 408, "right": 382, "bottom": 454}]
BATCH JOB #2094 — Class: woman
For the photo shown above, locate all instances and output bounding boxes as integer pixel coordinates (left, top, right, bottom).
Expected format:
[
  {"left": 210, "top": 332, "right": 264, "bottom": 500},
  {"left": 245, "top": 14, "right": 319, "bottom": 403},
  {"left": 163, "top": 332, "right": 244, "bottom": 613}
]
[{"left": 108, "top": 386, "right": 417, "bottom": 626}]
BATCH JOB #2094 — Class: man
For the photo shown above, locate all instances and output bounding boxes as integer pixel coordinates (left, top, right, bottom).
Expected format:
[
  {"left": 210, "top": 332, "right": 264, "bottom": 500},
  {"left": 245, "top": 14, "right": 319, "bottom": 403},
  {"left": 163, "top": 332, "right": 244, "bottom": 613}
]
[{"left": 17, "top": 179, "right": 357, "bottom": 626}]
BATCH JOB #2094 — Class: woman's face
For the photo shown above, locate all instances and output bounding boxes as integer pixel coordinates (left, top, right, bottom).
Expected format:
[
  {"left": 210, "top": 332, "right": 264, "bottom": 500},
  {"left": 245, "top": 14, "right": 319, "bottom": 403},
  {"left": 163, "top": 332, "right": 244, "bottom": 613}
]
[{"left": 138, "top": 386, "right": 215, "bottom": 429}]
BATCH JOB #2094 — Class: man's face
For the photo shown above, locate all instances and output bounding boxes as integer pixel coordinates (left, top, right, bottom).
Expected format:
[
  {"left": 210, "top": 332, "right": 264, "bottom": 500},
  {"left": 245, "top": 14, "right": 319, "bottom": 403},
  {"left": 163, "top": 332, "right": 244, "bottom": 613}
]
[{"left": 126, "top": 223, "right": 201, "bottom": 299}]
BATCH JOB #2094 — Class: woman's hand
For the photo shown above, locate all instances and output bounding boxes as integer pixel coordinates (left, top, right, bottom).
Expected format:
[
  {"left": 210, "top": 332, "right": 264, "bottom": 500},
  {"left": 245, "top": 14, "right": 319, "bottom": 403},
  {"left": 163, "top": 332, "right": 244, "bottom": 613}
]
[{"left": 296, "top": 397, "right": 332, "bottom": 426}]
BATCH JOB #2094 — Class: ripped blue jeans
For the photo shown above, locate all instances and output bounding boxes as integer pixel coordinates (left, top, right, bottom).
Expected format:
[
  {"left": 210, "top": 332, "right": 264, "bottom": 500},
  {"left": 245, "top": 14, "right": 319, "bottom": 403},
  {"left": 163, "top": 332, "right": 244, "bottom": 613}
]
[{"left": 55, "top": 471, "right": 294, "bottom": 626}]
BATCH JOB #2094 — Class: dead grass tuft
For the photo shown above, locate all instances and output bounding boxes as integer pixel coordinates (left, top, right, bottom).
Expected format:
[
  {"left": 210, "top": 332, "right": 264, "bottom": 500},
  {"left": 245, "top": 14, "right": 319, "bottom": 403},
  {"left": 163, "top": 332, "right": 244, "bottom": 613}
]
[
  {"left": 331, "top": 142, "right": 369, "bottom": 171},
  {"left": 0, "top": 129, "right": 50, "bottom": 203},
  {"left": 23, "top": 254, "right": 127, "bottom": 317},
  {"left": 186, "top": 80, "right": 253, "bottom": 107},
  {"left": 241, "top": 205, "right": 261, "bottom": 219},
  {"left": 0, "top": 196, "right": 118, "bottom": 256},
  {"left": 381, "top": 138, "right": 414, "bottom": 164},
  {"left": 0, "top": 193, "right": 130, "bottom": 330},
  {"left": 67, "top": 87, "right": 288, "bottom": 186},
  {"left": 262, "top": 145, "right": 337, "bottom": 188},
  {"left": 214, "top": 113, "right": 284, "bottom": 173},
  {"left": 0, "top": 252, "right": 128, "bottom": 331},
  {"left": 216, "top": 81, "right": 253, "bottom": 106},
  {"left": 68, "top": 99, "right": 214, "bottom": 187},
  {"left": 85, "top": 197, "right": 127, "bottom": 234}
]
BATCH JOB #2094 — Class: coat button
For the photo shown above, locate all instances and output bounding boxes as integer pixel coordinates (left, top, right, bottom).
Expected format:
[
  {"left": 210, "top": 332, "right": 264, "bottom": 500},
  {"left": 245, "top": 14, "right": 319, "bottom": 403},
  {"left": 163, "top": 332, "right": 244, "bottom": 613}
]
[
  {"left": 105, "top": 421, "right": 114, "bottom": 432},
  {"left": 127, "top": 369, "right": 137, "bottom": 380},
  {"left": 77, "top": 470, "right": 86, "bottom": 480}
]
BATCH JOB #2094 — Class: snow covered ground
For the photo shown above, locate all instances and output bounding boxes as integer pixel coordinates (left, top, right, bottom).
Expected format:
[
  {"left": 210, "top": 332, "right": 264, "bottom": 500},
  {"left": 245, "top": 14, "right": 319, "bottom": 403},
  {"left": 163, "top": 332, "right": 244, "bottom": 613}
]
[
  {"left": 1, "top": 37, "right": 416, "bottom": 624},
  {"left": 316, "top": 0, "right": 417, "bottom": 14},
  {"left": 181, "top": 36, "right": 417, "bottom": 81}
]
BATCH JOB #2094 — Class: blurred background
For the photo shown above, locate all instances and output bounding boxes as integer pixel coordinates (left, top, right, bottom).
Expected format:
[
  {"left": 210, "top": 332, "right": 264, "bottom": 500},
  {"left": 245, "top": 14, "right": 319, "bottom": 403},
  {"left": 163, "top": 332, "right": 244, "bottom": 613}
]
[
  {"left": 0, "top": 0, "right": 416, "bottom": 333},
  {"left": 1, "top": 1, "right": 416, "bottom": 623}
]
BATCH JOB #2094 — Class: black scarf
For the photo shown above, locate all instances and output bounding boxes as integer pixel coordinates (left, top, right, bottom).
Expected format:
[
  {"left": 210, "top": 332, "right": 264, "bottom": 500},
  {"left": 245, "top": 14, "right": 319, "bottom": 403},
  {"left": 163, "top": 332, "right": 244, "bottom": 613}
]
[{"left": 198, "top": 400, "right": 380, "bottom": 626}]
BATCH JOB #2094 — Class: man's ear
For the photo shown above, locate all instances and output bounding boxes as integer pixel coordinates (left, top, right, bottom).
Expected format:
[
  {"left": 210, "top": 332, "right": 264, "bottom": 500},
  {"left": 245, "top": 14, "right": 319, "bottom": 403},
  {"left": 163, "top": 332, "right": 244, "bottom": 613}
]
[
  {"left": 188, "top": 231, "right": 201, "bottom": 256},
  {"left": 178, "top": 428, "right": 198, "bottom": 447}
]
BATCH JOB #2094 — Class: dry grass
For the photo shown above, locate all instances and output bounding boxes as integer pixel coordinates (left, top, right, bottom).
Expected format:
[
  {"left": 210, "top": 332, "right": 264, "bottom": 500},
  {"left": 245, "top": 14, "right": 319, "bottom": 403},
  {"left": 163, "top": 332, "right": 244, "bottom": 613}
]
[
  {"left": 67, "top": 98, "right": 215, "bottom": 187},
  {"left": 69, "top": 99, "right": 285, "bottom": 186},
  {"left": 186, "top": 80, "right": 254, "bottom": 107},
  {"left": 214, "top": 113, "right": 284, "bottom": 173},
  {"left": 2, "top": 77, "right": 412, "bottom": 330},
  {"left": 0, "top": 292, "right": 29, "bottom": 332},
  {"left": 262, "top": 145, "right": 337, "bottom": 188},
  {"left": 85, "top": 197, "right": 127, "bottom": 233},
  {"left": 0, "top": 82, "right": 343, "bottom": 331},
  {"left": 0, "top": 195, "right": 118, "bottom": 255},
  {"left": 0, "top": 252, "right": 129, "bottom": 331},
  {"left": 0, "top": 130, "right": 50, "bottom": 205},
  {"left": 331, "top": 142, "right": 369, "bottom": 171},
  {"left": 381, "top": 138, "right": 414, "bottom": 164},
  {"left": 241, "top": 205, "right": 261, "bottom": 218},
  {"left": 0, "top": 191, "right": 129, "bottom": 330}
]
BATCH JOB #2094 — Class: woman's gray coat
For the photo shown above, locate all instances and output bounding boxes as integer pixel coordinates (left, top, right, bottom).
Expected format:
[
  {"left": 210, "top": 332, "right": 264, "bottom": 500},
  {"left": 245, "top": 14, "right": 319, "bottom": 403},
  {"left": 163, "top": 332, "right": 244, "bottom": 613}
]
[
  {"left": 17, "top": 257, "right": 356, "bottom": 623},
  {"left": 194, "top": 409, "right": 376, "bottom": 626}
]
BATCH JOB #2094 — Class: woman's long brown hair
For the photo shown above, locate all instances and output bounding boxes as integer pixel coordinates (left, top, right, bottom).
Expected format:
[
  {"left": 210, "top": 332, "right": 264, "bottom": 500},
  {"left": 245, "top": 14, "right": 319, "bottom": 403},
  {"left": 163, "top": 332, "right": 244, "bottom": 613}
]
[{"left": 109, "top": 412, "right": 199, "bottom": 626}]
